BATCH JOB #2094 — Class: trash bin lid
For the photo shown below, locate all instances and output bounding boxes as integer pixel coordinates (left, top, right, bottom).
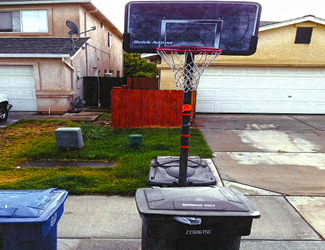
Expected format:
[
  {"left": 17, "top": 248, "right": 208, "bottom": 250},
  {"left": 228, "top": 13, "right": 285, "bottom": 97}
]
[
  {"left": 136, "top": 186, "right": 260, "bottom": 218},
  {"left": 0, "top": 188, "right": 68, "bottom": 223}
]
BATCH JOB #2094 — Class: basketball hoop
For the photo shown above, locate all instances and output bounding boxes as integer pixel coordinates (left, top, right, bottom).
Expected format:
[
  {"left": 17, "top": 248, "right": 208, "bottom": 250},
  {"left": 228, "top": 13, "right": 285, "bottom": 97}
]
[
  {"left": 157, "top": 47, "right": 222, "bottom": 93},
  {"left": 156, "top": 46, "right": 222, "bottom": 186}
]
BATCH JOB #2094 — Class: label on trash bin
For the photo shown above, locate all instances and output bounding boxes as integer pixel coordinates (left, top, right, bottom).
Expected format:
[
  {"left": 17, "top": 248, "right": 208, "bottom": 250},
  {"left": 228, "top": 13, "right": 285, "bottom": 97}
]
[
  {"left": 186, "top": 229, "right": 212, "bottom": 235},
  {"left": 174, "top": 201, "right": 227, "bottom": 211},
  {"left": 50, "top": 212, "right": 58, "bottom": 227}
]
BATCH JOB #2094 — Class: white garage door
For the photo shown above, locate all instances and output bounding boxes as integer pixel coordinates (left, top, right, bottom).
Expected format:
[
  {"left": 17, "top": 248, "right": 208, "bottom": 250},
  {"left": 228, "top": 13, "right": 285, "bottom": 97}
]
[
  {"left": 0, "top": 65, "right": 37, "bottom": 111},
  {"left": 197, "top": 67, "right": 325, "bottom": 114}
]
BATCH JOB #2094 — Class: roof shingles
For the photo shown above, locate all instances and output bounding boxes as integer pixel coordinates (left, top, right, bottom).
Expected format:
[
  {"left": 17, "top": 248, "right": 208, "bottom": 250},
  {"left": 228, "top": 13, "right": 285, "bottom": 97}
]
[
  {"left": 260, "top": 21, "right": 280, "bottom": 27},
  {"left": 0, "top": 37, "right": 89, "bottom": 56}
]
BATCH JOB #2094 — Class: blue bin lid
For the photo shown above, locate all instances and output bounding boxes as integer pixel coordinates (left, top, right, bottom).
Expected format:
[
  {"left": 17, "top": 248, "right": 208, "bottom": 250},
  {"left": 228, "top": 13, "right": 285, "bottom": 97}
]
[{"left": 0, "top": 188, "right": 68, "bottom": 223}]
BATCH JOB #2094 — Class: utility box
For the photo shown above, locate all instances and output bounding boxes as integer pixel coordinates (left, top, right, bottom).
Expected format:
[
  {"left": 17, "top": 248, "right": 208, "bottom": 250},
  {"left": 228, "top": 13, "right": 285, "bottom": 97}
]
[
  {"left": 0, "top": 188, "right": 68, "bottom": 250},
  {"left": 136, "top": 186, "right": 260, "bottom": 250},
  {"left": 55, "top": 127, "right": 84, "bottom": 149},
  {"left": 128, "top": 134, "right": 144, "bottom": 146}
]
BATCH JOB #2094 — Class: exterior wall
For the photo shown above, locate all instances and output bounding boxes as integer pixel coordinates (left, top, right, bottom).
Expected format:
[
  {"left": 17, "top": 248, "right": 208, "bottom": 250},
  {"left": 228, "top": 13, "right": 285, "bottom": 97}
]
[
  {"left": 81, "top": 8, "right": 123, "bottom": 77},
  {"left": 159, "top": 68, "right": 176, "bottom": 90},
  {"left": 71, "top": 48, "right": 87, "bottom": 99},
  {"left": 210, "top": 21, "right": 325, "bottom": 66},
  {"left": 0, "top": 4, "right": 77, "bottom": 37},
  {"left": 0, "top": 58, "right": 74, "bottom": 114},
  {"left": 159, "top": 21, "right": 325, "bottom": 90}
]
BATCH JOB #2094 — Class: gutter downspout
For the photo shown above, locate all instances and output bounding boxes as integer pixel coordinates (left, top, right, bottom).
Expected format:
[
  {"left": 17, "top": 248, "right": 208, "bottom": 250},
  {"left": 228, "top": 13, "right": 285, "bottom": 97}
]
[
  {"left": 84, "top": 8, "right": 98, "bottom": 76},
  {"left": 84, "top": 11, "right": 88, "bottom": 76}
]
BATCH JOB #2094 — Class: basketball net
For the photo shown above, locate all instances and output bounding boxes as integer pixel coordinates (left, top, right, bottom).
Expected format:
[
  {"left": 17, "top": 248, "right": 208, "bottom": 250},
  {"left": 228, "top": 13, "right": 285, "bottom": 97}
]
[{"left": 157, "top": 47, "right": 222, "bottom": 93}]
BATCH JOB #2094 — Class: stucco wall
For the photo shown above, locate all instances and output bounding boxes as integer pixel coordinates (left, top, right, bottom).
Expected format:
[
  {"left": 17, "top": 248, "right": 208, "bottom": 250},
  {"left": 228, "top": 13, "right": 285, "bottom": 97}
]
[
  {"left": 159, "top": 21, "right": 325, "bottom": 90},
  {"left": 71, "top": 48, "right": 87, "bottom": 98},
  {"left": 209, "top": 22, "right": 325, "bottom": 66},
  {"left": 0, "top": 58, "right": 74, "bottom": 113},
  {"left": 81, "top": 8, "right": 123, "bottom": 77}
]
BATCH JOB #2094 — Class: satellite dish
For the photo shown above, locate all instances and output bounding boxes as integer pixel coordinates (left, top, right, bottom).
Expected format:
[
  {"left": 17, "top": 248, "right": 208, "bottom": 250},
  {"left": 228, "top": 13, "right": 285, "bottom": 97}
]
[
  {"left": 66, "top": 20, "right": 79, "bottom": 35},
  {"left": 64, "top": 20, "right": 96, "bottom": 52}
]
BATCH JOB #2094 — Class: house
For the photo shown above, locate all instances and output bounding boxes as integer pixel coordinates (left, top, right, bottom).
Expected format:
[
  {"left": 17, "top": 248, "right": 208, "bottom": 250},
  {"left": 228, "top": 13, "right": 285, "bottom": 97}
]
[
  {"left": 0, "top": 0, "right": 123, "bottom": 114},
  {"left": 158, "top": 15, "right": 325, "bottom": 114}
]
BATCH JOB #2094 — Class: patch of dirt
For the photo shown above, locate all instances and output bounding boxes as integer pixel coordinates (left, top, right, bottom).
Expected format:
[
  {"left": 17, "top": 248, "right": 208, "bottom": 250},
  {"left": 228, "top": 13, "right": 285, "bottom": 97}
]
[{"left": 93, "top": 115, "right": 112, "bottom": 127}]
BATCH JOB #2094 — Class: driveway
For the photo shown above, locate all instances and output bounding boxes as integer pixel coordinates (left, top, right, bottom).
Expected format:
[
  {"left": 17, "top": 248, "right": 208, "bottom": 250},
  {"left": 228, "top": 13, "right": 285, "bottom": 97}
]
[
  {"left": 0, "top": 111, "right": 34, "bottom": 128},
  {"left": 196, "top": 114, "right": 325, "bottom": 248}
]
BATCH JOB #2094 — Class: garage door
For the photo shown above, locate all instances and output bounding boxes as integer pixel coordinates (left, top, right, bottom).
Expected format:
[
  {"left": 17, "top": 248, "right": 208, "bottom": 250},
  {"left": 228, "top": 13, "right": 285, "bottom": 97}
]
[
  {"left": 197, "top": 67, "right": 325, "bottom": 114},
  {"left": 0, "top": 65, "right": 37, "bottom": 111}
]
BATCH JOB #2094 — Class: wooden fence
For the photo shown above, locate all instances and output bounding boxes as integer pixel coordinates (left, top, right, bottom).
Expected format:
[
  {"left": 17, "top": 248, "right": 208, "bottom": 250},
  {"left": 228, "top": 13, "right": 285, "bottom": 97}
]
[
  {"left": 112, "top": 88, "right": 196, "bottom": 128},
  {"left": 127, "top": 77, "right": 159, "bottom": 90}
]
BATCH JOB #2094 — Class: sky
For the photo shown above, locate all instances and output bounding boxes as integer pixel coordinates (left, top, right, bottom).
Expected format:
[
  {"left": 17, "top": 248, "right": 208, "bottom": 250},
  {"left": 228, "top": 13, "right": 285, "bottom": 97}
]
[{"left": 92, "top": 0, "right": 325, "bottom": 33}]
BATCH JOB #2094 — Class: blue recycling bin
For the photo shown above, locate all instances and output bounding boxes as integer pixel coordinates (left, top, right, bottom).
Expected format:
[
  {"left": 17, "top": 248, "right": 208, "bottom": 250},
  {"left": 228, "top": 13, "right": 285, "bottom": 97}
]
[{"left": 0, "top": 188, "right": 68, "bottom": 250}]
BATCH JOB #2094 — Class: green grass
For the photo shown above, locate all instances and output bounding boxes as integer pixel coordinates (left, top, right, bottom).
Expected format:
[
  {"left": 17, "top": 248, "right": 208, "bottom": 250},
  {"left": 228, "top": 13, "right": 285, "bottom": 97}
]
[{"left": 0, "top": 119, "right": 212, "bottom": 195}]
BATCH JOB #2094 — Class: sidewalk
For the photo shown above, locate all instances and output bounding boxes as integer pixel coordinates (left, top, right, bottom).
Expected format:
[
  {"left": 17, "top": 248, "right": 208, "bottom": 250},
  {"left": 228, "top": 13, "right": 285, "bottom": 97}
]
[{"left": 57, "top": 159, "right": 325, "bottom": 250}]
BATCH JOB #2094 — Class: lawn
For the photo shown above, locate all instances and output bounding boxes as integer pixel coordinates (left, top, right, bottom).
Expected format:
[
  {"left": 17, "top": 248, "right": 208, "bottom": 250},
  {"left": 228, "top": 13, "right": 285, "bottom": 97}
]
[{"left": 0, "top": 116, "right": 212, "bottom": 195}]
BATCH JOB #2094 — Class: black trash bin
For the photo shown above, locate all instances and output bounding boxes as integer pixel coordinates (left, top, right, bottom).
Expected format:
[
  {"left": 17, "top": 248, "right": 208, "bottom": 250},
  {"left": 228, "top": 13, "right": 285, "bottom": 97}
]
[
  {"left": 0, "top": 188, "right": 68, "bottom": 250},
  {"left": 136, "top": 186, "right": 260, "bottom": 250}
]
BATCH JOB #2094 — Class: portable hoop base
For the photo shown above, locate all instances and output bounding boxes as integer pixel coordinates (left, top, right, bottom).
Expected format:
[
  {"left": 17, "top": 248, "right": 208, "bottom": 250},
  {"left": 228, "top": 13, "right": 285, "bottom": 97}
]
[
  {"left": 148, "top": 156, "right": 216, "bottom": 187},
  {"left": 151, "top": 47, "right": 222, "bottom": 187}
]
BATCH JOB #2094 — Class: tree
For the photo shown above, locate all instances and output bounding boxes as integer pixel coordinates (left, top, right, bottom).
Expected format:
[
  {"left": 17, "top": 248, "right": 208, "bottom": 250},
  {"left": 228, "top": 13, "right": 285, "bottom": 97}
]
[{"left": 124, "top": 52, "right": 158, "bottom": 78}]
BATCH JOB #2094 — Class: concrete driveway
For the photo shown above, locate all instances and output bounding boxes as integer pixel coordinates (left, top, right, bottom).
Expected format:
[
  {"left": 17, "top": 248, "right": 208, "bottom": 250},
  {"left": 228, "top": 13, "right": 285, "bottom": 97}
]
[
  {"left": 196, "top": 114, "right": 325, "bottom": 248},
  {"left": 0, "top": 111, "right": 34, "bottom": 128}
]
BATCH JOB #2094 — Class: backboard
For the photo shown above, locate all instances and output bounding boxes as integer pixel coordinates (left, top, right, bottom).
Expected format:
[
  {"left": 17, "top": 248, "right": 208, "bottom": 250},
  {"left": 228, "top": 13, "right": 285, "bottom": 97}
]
[{"left": 123, "top": 1, "right": 261, "bottom": 55}]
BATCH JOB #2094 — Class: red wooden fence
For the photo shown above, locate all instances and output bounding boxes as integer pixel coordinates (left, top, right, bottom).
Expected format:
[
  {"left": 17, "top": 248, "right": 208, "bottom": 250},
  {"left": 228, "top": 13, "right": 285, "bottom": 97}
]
[
  {"left": 127, "top": 77, "right": 159, "bottom": 90},
  {"left": 112, "top": 88, "right": 196, "bottom": 128}
]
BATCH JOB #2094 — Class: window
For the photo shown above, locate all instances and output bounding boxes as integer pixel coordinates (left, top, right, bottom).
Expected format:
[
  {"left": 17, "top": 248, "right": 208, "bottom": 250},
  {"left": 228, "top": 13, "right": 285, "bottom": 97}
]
[
  {"left": 295, "top": 27, "right": 313, "bottom": 44},
  {"left": 21, "top": 10, "right": 48, "bottom": 33},
  {"left": 0, "top": 12, "right": 13, "bottom": 32},
  {"left": 0, "top": 10, "right": 48, "bottom": 33},
  {"left": 108, "top": 32, "right": 112, "bottom": 48}
]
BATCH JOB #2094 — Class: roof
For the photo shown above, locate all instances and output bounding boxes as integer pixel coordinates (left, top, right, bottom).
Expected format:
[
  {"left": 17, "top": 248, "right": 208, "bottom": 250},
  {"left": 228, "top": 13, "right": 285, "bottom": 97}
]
[
  {"left": 0, "top": 0, "right": 123, "bottom": 37},
  {"left": 0, "top": 37, "right": 89, "bottom": 57},
  {"left": 260, "top": 21, "right": 280, "bottom": 27},
  {"left": 260, "top": 15, "right": 325, "bottom": 31}
]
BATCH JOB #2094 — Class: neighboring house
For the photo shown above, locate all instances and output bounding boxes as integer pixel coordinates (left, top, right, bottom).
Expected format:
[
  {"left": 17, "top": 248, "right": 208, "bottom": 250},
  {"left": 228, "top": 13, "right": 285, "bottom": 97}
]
[
  {"left": 159, "top": 15, "right": 325, "bottom": 114},
  {"left": 0, "top": 0, "right": 123, "bottom": 113}
]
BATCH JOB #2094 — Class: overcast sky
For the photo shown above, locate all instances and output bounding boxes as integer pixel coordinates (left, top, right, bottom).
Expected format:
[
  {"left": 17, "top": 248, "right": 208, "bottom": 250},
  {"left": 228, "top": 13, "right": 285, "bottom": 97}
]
[{"left": 92, "top": 0, "right": 325, "bottom": 33}]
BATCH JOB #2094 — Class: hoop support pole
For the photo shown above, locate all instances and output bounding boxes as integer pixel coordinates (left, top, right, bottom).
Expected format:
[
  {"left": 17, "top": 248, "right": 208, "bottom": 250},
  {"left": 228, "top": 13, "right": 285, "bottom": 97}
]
[{"left": 179, "top": 53, "right": 194, "bottom": 187}]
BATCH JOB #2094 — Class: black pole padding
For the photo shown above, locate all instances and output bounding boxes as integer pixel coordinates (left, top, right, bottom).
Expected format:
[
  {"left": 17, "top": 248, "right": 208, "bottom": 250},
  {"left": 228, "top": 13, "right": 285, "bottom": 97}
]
[{"left": 179, "top": 53, "right": 194, "bottom": 187}]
